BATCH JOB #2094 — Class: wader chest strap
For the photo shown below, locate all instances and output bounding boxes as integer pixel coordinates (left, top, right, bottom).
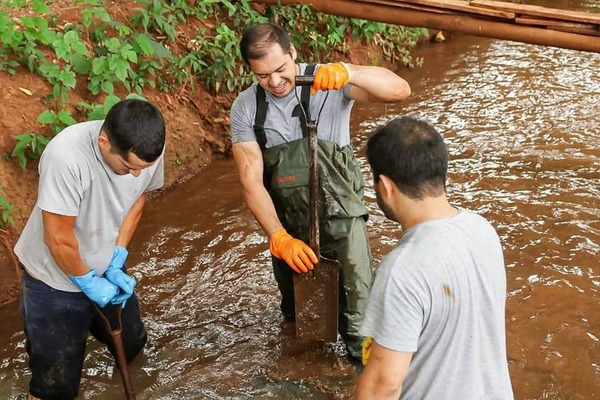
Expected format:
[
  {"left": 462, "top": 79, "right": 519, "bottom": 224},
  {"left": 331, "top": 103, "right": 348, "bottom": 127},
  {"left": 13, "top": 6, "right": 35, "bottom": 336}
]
[
  {"left": 253, "top": 64, "right": 316, "bottom": 151},
  {"left": 253, "top": 86, "right": 268, "bottom": 150}
]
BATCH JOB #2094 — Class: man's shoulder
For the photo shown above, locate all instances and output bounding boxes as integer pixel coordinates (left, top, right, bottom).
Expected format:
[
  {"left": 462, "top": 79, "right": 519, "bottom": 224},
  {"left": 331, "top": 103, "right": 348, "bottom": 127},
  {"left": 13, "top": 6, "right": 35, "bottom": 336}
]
[
  {"left": 233, "top": 84, "right": 258, "bottom": 104},
  {"left": 49, "top": 120, "right": 102, "bottom": 146},
  {"left": 455, "top": 208, "right": 498, "bottom": 238},
  {"left": 376, "top": 245, "right": 417, "bottom": 279},
  {"left": 59, "top": 119, "right": 103, "bottom": 134},
  {"left": 43, "top": 120, "right": 101, "bottom": 164},
  {"left": 230, "top": 84, "right": 260, "bottom": 126}
]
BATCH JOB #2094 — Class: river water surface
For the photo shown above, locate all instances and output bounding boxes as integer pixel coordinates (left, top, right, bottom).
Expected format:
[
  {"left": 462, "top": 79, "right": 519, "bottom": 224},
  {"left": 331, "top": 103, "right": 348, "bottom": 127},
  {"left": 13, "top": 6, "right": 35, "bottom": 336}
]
[{"left": 0, "top": 3, "right": 599, "bottom": 399}]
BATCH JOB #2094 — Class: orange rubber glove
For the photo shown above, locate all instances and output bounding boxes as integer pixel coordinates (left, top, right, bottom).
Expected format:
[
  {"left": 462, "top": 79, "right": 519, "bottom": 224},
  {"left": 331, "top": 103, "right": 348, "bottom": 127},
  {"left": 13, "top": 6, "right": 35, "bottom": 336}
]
[
  {"left": 311, "top": 62, "right": 352, "bottom": 95},
  {"left": 269, "top": 228, "right": 318, "bottom": 274},
  {"left": 362, "top": 336, "right": 373, "bottom": 366}
]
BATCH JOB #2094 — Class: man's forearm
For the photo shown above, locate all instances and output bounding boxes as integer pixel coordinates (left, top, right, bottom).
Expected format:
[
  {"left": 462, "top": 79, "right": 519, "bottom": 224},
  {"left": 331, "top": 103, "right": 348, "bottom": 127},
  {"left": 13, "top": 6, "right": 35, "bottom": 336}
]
[
  {"left": 348, "top": 64, "right": 411, "bottom": 103},
  {"left": 42, "top": 211, "right": 89, "bottom": 276},
  {"left": 116, "top": 194, "right": 146, "bottom": 247},
  {"left": 356, "top": 376, "right": 402, "bottom": 400},
  {"left": 47, "top": 239, "right": 89, "bottom": 277},
  {"left": 355, "top": 342, "right": 409, "bottom": 400},
  {"left": 242, "top": 184, "right": 283, "bottom": 236}
]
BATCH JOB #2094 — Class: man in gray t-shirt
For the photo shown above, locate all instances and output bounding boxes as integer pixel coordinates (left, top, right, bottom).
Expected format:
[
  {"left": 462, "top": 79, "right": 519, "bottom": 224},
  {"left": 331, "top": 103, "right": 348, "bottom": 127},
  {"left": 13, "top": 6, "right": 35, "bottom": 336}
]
[
  {"left": 356, "top": 117, "right": 513, "bottom": 399},
  {"left": 230, "top": 23, "right": 411, "bottom": 359},
  {"left": 14, "top": 99, "right": 166, "bottom": 400}
]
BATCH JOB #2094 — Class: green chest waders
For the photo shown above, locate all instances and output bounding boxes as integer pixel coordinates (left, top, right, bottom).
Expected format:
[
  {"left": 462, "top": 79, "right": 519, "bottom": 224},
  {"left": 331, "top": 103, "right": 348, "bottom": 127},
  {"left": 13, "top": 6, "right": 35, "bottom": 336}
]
[{"left": 254, "top": 68, "right": 370, "bottom": 343}]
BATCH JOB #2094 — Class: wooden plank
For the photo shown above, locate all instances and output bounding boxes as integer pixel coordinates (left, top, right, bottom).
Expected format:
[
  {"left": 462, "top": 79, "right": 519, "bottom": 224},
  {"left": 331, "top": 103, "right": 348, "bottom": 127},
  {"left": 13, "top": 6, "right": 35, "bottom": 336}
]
[
  {"left": 515, "top": 16, "right": 598, "bottom": 30},
  {"left": 471, "top": 0, "right": 600, "bottom": 25},
  {"left": 553, "top": 25, "right": 600, "bottom": 37},
  {"left": 357, "top": 0, "right": 457, "bottom": 14},
  {"left": 401, "top": 0, "right": 515, "bottom": 19},
  {"left": 261, "top": 0, "right": 600, "bottom": 53}
]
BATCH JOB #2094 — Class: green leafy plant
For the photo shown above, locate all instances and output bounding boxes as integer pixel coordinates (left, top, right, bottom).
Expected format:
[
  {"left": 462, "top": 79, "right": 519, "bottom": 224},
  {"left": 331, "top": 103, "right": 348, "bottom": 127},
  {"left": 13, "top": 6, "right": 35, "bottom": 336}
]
[
  {"left": 9, "top": 108, "right": 77, "bottom": 168},
  {"left": 178, "top": 24, "right": 253, "bottom": 93},
  {"left": 37, "top": 109, "right": 78, "bottom": 135},
  {"left": 52, "top": 30, "right": 89, "bottom": 64},
  {"left": 10, "top": 133, "right": 50, "bottom": 168},
  {"left": 88, "top": 34, "right": 168, "bottom": 95},
  {"left": 0, "top": 12, "right": 47, "bottom": 72},
  {"left": 89, "top": 37, "right": 139, "bottom": 95},
  {"left": 0, "top": 185, "right": 14, "bottom": 228},
  {"left": 132, "top": 0, "right": 178, "bottom": 42},
  {"left": 81, "top": 6, "right": 112, "bottom": 29},
  {"left": 77, "top": 93, "right": 148, "bottom": 121},
  {"left": 4, "top": 0, "right": 425, "bottom": 170},
  {"left": 38, "top": 63, "right": 77, "bottom": 105},
  {"left": 0, "top": 57, "right": 19, "bottom": 75},
  {"left": 77, "top": 94, "right": 122, "bottom": 120}
]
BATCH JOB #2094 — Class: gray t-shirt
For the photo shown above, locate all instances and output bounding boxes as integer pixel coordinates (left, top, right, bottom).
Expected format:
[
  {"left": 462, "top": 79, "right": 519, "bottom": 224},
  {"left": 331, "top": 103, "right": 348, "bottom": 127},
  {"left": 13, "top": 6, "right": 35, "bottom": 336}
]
[
  {"left": 361, "top": 209, "right": 513, "bottom": 399},
  {"left": 230, "top": 63, "right": 354, "bottom": 147},
  {"left": 14, "top": 120, "right": 164, "bottom": 292}
]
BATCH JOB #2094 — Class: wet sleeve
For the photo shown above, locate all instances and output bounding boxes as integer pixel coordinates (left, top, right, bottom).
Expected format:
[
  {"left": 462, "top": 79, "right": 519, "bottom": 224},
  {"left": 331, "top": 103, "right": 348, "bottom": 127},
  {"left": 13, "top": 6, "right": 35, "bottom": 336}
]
[
  {"left": 36, "top": 146, "right": 86, "bottom": 217},
  {"left": 230, "top": 91, "right": 258, "bottom": 144},
  {"left": 360, "top": 255, "right": 425, "bottom": 353}
]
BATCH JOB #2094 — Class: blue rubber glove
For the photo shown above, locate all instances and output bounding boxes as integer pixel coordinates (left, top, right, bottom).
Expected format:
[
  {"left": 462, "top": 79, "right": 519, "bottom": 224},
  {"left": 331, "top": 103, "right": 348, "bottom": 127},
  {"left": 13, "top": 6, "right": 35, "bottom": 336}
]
[
  {"left": 104, "top": 246, "right": 136, "bottom": 308},
  {"left": 69, "top": 269, "right": 119, "bottom": 307}
]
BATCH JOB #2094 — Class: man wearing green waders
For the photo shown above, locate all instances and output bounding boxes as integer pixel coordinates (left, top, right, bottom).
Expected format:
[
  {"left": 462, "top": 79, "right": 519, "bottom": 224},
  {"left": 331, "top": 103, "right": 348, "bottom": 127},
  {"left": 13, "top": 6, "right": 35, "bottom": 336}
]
[{"left": 230, "top": 23, "right": 411, "bottom": 359}]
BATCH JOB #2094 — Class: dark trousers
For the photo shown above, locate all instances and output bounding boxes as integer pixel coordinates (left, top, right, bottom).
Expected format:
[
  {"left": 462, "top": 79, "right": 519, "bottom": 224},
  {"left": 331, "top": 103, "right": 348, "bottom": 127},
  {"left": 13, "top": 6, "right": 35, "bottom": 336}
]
[{"left": 19, "top": 271, "right": 147, "bottom": 400}]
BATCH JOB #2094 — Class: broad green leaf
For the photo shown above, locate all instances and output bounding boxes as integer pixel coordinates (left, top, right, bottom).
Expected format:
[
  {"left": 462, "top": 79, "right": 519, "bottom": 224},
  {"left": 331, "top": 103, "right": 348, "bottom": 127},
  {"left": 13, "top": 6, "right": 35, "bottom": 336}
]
[
  {"left": 37, "top": 110, "right": 57, "bottom": 124},
  {"left": 101, "top": 80, "right": 114, "bottom": 95},
  {"left": 126, "top": 93, "right": 147, "bottom": 101},
  {"left": 126, "top": 50, "right": 138, "bottom": 63},
  {"left": 93, "top": 7, "right": 111, "bottom": 22},
  {"left": 113, "top": 59, "right": 128, "bottom": 82},
  {"left": 92, "top": 57, "right": 106, "bottom": 75},
  {"left": 148, "top": 38, "right": 172, "bottom": 58},
  {"left": 60, "top": 69, "right": 77, "bottom": 89},
  {"left": 133, "top": 33, "right": 154, "bottom": 55},
  {"left": 32, "top": 0, "right": 50, "bottom": 13},
  {"left": 72, "top": 55, "right": 92, "bottom": 74},
  {"left": 58, "top": 110, "right": 77, "bottom": 126},
  {"left": 88, "top": 106, "right": 106, "bottom": 120},
  {"left": 103, "top": 94, "right": 121, "bottom": 111}
]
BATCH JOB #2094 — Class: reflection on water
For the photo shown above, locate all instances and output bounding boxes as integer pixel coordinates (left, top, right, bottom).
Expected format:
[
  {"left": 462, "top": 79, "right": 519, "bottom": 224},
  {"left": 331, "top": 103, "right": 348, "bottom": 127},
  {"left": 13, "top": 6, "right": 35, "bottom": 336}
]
[{"left": 1, "top": 17, "right": 600, "bottom": 400}]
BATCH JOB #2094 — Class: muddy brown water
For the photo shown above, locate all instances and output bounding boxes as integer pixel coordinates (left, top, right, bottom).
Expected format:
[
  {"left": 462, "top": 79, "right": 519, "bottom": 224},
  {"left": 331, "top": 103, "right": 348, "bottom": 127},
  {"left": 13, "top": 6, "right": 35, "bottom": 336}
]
[{"left": 1, "top": 9, "right": 600, "bottom": 400}]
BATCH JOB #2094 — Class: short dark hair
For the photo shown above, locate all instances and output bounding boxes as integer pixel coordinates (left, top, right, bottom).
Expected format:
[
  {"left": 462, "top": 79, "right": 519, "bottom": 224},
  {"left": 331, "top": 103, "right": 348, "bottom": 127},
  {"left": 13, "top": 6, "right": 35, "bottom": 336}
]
[
  {"left": 102, "top": 99, "right": 165, "bottom": 162},
  {"left": 367, "top": 116, "right": 448, "bottom": 200},
  {"left": 240, "top": 23, "right": 292, "bottom": 65}
]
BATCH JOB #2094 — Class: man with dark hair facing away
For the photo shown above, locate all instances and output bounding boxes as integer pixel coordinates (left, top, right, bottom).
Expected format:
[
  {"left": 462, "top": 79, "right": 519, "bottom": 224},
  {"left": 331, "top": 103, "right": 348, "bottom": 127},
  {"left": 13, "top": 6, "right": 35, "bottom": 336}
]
[
  {"left": 15, "top": 99, "right": 166, "bottom": 400},
  {"left": 357, "top": 116, "right": 513, "bottom": 399},
  {"left": 229, "top": 23, "right": 411, "bottom": 359}
]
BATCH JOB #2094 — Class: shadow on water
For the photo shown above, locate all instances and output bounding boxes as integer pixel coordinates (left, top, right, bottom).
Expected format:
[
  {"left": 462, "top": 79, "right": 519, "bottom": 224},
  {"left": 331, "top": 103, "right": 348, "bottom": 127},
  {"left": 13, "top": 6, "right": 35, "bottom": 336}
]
[{"left": 1, "top": 5, "right": 600, "bottom": 399}]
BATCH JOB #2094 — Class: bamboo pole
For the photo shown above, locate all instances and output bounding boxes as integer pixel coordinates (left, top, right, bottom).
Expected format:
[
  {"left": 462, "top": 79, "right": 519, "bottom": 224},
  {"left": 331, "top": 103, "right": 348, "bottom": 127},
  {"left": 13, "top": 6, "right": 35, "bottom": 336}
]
[{"left": 254, "top": 0, "right": 600, "bottom": 53}]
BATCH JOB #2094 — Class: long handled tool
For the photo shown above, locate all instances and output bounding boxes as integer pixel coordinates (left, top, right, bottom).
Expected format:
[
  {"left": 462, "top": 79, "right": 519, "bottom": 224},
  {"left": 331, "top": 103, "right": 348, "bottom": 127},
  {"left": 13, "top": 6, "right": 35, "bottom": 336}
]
[
  {"left": 293, "top": 75, "right": 340, "bottom": 342},
  {"left": 93, "top": 304, "right": 136, "bottom": 399}
]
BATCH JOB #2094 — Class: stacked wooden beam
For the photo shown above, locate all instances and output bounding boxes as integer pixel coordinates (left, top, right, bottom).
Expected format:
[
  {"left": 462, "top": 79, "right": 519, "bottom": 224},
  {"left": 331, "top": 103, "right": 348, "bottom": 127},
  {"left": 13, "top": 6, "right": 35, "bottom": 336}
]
[
  {"left": 357, "top": 0, "right": 600, "bottom": 36},
  {"left": 255, "top": 0, "right": 600, "bottom": 53}
]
